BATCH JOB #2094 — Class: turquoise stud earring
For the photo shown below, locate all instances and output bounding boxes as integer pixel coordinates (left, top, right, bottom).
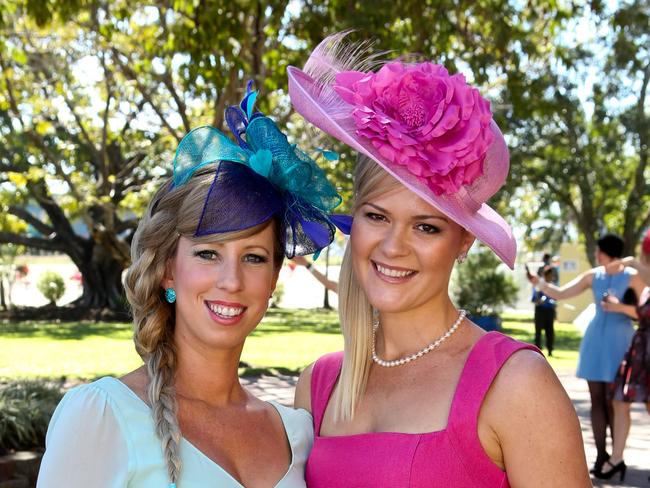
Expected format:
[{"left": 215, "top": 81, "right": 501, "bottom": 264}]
[{"left": 165, "top": 287, "right": 176, "bottom": 304}]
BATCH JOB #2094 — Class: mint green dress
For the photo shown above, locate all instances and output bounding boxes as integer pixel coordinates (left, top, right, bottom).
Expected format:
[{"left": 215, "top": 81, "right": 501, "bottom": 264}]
[{"left": 37, "top": 377, "right": 313, "bottom": 487}]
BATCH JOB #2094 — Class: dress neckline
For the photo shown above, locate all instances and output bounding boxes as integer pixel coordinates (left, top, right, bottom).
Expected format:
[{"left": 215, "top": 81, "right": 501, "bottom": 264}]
[
  {"left": 315, "top": 331, "right": 497, "bottom": 439},
  {"left": 102, "top": 376, "right": 298, "bottom": 487}
]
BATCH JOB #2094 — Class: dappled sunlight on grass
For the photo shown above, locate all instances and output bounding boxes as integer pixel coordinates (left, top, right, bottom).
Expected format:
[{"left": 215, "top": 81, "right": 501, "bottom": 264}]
[
  {"left": 0, "top": 338, "right": 142, "bottom": 380},
  {"left": 0, "top": 308, "right": 582, "bottom": 379},
  {"left": 252, "top": 308, "right": 341, "bottom": 335},
  {"left": 0, "top": 320, "right": 133, "bottom": 340},
  {"left": 500, "top": 313, "right": 581, "bottom": 373},
  {"left": 0, "top": 320, "right": 141, "bottom": 379}
]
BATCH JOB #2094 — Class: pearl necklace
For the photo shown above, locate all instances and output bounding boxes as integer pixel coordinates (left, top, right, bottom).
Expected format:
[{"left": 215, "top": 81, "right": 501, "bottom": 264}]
[{"left": 371, "top": 309, "right": 467, "bottom": 367}]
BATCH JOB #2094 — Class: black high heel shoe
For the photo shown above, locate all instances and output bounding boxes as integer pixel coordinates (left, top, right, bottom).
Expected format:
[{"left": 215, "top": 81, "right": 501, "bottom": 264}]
[
  {"left": 594, "top": 460, "right": 626, "bottom": 482},
  {"left": 589, "top": 453, "right": 610, "bottom": 475}
]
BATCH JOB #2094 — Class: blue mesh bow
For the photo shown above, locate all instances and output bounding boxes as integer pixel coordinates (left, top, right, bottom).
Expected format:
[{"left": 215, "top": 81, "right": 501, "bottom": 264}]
[{"left": 171, "top": 84, "right": 351, "bottom": 258}]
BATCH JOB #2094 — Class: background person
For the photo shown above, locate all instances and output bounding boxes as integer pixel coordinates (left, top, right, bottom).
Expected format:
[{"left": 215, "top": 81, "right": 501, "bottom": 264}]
[
  {"left": 537, "top": 252, "right": 559, "bottom": 284},
  {"left": 595, "top": 229, "right": 650, "bottom": 481},
  {"left": 291, "top": 255, "right": 338, "bottom": 293},
  {"left": 528, "top": 233, "right": 646, "bottom": 475},
  {"left": 532, "top": 266, "right": 557, "bottom": 356},
  {"left": 288, "top": 32, "right": 591, "bottom": 487},
  {"left": 37, "top": 87, "right": 347, "bottom": 488}
]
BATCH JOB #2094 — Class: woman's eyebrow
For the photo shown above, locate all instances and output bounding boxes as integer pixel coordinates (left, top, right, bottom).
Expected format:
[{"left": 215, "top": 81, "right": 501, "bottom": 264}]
[
  {"left": 412, "top": 214, "right": 448, "bottom": 222},
  {"left": 363, "top": 202, "right": 389, "bottom": 213},
  {"left": 364, "top": 202, "right": 447, "bottom": 222}
]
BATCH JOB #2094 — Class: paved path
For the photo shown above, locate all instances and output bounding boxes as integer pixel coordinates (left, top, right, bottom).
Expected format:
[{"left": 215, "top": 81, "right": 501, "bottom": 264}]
[
  {"left": 243, "top": 371, "right": 650, "bottom": 487},
  {"left": 560, "top": 373, "right": 650, "bottom": 487}
]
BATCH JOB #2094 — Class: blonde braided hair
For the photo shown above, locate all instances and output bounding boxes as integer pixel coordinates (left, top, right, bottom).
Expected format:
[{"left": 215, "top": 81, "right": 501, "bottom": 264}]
[{"left": 124, "top": 166, "right": 283, "bottom": 485}]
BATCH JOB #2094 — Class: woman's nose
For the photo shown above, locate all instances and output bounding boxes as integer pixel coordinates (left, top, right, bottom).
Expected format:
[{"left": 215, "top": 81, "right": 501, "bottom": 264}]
[
  {"left": 379, "top": 225, "right": 410, "bottom": 257},
  {"left": 215, "top": 259, "right": 243, "bottom": 292}
]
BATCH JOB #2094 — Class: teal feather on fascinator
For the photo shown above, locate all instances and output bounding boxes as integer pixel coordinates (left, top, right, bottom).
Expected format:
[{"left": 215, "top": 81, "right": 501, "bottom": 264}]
[{"left": 170, "top": 83, "right": 351, "bottom": 258}]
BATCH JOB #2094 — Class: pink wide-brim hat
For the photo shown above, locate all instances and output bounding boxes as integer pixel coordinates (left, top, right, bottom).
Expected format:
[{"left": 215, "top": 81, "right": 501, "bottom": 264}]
[{"left": 287, "top": 33, "right": 517, "bottom": 268}]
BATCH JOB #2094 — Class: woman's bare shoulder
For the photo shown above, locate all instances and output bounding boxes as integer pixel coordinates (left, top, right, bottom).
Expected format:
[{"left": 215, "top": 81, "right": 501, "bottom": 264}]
[
  {"left": 481, "top": 349, "right": 590, "bottom": 486},
  {"left": 119, "top": 366, "right": 148, "bottom": 403},
  {"left": 294, "top": 362, "right": 315, "bottom": 412}
]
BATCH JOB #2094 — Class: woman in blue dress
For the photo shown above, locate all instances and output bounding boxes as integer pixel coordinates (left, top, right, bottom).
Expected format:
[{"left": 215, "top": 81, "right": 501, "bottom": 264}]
[
  {"left": 37, "top": 86, "right": 347, "bottom": 488},
  {"left": 528, "top": 234, "right": 646, "bottom": 475}
]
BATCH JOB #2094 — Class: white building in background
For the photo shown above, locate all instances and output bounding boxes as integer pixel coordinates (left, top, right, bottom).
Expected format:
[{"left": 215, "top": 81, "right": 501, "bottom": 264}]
[{"left": 512, "top": 242, "right": 592, "bottom": 322}]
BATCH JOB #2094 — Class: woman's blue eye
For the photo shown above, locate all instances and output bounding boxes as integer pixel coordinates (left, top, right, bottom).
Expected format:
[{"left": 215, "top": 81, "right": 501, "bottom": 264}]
[
  {"left": 416, "top": 223, "right": 440, "bottom": 234},
  {"left": 244, "top": 254, "right": 268, "bottom": 264},
  {"left": 365, "top": 212, "right": 386, "bottom": 222},
  {"left": 195, "top": 250, "right": 218, "bottom": 260}
]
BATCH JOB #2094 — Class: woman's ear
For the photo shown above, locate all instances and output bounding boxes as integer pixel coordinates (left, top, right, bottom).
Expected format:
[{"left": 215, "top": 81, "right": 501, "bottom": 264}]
[
  {"left": 161, "top": 257, "right": 176, "bottom": 290},
  {"left": 460, "top": 229, "right": 476, "bottom": 255}
]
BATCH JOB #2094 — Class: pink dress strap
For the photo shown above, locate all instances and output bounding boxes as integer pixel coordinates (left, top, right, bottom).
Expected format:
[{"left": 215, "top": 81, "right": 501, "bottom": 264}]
[
  {"left": 446, "top": 332, "right": 541, "bottom": 484},
  {"left": 310, "top": 351, "right": 344, "bottom": 436}
]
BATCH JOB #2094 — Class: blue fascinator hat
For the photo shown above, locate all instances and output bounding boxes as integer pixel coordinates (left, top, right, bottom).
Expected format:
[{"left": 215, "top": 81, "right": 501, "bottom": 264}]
[{"left": 171, "top": 82, "right": 351, "bottom": 258}]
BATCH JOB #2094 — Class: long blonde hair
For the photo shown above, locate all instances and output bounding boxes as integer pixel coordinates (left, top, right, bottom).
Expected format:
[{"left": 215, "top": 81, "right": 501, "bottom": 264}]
[
  {"left": 124, "top": 166, "right": 283, "bottom": 485},
  {"left": 333, "top": 156, "right": 402, "bottom": 421}
]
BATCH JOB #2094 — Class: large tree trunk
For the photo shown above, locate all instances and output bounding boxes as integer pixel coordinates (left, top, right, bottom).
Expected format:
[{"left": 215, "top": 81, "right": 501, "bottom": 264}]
[
  {"left": 0, "top": 278, "right": 6, "bottom": 310},
  {"left": 0, "top": 230, "right": 131, "bottom": 312},
  {"left": 70, "top": 242, "right": 129, "bottom": 311},
  {"left": 322, "top": 247, "right": 331, "bottom": 310}
]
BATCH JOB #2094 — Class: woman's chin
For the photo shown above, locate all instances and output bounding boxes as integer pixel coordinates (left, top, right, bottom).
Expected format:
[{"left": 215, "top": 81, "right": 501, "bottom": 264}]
[{"left": 368, "top": 296, "right": 413, "bottom": 315}]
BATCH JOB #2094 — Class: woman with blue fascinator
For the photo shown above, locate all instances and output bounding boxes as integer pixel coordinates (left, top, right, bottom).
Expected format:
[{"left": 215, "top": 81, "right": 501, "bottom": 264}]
[
  {"left": 37, "top": 85, "right": 348, "bottom": 488},
  {"left": 288, "top": 33, "right": 591, "bottom": 487}
]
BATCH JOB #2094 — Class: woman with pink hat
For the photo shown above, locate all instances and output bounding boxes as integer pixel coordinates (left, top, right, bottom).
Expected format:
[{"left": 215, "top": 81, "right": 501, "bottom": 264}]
[{"left": 288, "top": 33, "right": 591, "bottom": 487}]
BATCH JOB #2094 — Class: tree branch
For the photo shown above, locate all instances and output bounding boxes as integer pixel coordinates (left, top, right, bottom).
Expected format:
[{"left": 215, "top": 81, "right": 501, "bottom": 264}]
[
  {"left": 637, "top": 61, "right": 650, "bottom": 128},
  {"left": 110, "top": 47, "right": 182, "bottom": 142},
  {"left": 0, "top": 52, "right": 25, "bottom": 129},
  {"left": 0, "top": 231, "right": 65, "bottom": 252},
  {"left": 115, "top": 153, "right": 146, "bottom": 182},
  {"left": 99, "top": 51, "right": 112, "bottom": 191},
  {"left": 7, "top": 206, "right": 55, "bottom": 237},
  {"left": 0, "top": 162, "right": 22, "bottom": 172},
  {"left": 640, "top": 209, "right": 650, "bottom": 235},
  {"left": 212, "top": 67, "right": 239, "bottom": 129},
  {"left": 540, "top": 175, "right": 588, "bottom": 233},
  {"left": 23, "top": 41, "right": 101, "bottom": 166},
  {"left": 621, "top": 61, "right": 650, "bottom": 249},
  {"left": 119, "top": 99, "right": 147, "bottom": 137},
  {"left": 26, "top": 180, "right": 86, "bottom": 259},
  {"left": 23, "top": 129, "right": 86, "bottom": 211},
  {"left": 161, "top": 69, "right": 190, "bottom": 132},
  {"left": 115, "top": 217, "right": 139, "bottom": 233}
]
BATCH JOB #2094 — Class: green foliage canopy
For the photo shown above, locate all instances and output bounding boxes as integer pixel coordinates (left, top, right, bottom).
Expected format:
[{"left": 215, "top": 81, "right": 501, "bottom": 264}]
[
  {"left": 506, "top": 1, "right": 650, "bottom": 261},
  {"left": 0, "top": 0, "right": 646, "bottom": 309}
]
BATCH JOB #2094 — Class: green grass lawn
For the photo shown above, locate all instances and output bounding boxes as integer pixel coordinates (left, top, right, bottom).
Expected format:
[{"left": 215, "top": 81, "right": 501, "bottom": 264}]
[{"left": 0, "top": 309, "right": 580, "bottom": 380}]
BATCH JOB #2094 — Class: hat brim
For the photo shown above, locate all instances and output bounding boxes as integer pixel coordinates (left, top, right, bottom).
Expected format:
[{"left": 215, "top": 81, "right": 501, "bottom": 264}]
[{"left": 288, "top": 66, "right": 516, "bottom": 268}]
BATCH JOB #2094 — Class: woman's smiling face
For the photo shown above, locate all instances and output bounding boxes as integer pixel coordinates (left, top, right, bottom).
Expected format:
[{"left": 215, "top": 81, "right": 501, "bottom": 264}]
[
  {"left": 351, "top": 183, "right": 474, "bottom": 316},
  {"left": 163, "top": 222, "right": 280, "bottom": 352}
]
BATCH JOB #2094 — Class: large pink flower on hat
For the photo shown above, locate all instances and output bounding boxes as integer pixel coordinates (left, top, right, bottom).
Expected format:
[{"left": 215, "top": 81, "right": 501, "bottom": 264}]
[{"left": 333, "top": 62, "right": 494, "bottom": 195}]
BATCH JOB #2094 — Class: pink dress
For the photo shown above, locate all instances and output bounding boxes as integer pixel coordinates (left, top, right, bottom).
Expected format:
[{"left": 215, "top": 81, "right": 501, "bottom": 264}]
[{"left": 305, "top": 332, "right": 539, "bottom": 488}]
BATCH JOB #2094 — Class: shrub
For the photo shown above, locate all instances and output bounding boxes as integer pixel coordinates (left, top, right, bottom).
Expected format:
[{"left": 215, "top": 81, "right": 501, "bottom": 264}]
[
  {"left": 37, "top": 271, "right": 66, "bottom": 305},
  {"left": 454, "top": 248, "right": 519, "bottom": 317},
  {"left": 0, "top": 380, "right": 64, "bottom": 454}
]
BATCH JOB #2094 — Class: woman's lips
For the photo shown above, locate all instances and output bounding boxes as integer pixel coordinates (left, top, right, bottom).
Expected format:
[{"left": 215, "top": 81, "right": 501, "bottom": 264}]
[
  {"left": 205, "top": 300, "right": 247, "bottom": 325},
  {"left": 372, "top": 260, "right": 417, "bottom": 283}
]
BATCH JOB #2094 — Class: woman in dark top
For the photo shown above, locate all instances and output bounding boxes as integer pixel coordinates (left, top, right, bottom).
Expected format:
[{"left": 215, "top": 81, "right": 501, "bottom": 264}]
[{"left": 596, "top": 230, "right": 650, "bottom": 482}]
